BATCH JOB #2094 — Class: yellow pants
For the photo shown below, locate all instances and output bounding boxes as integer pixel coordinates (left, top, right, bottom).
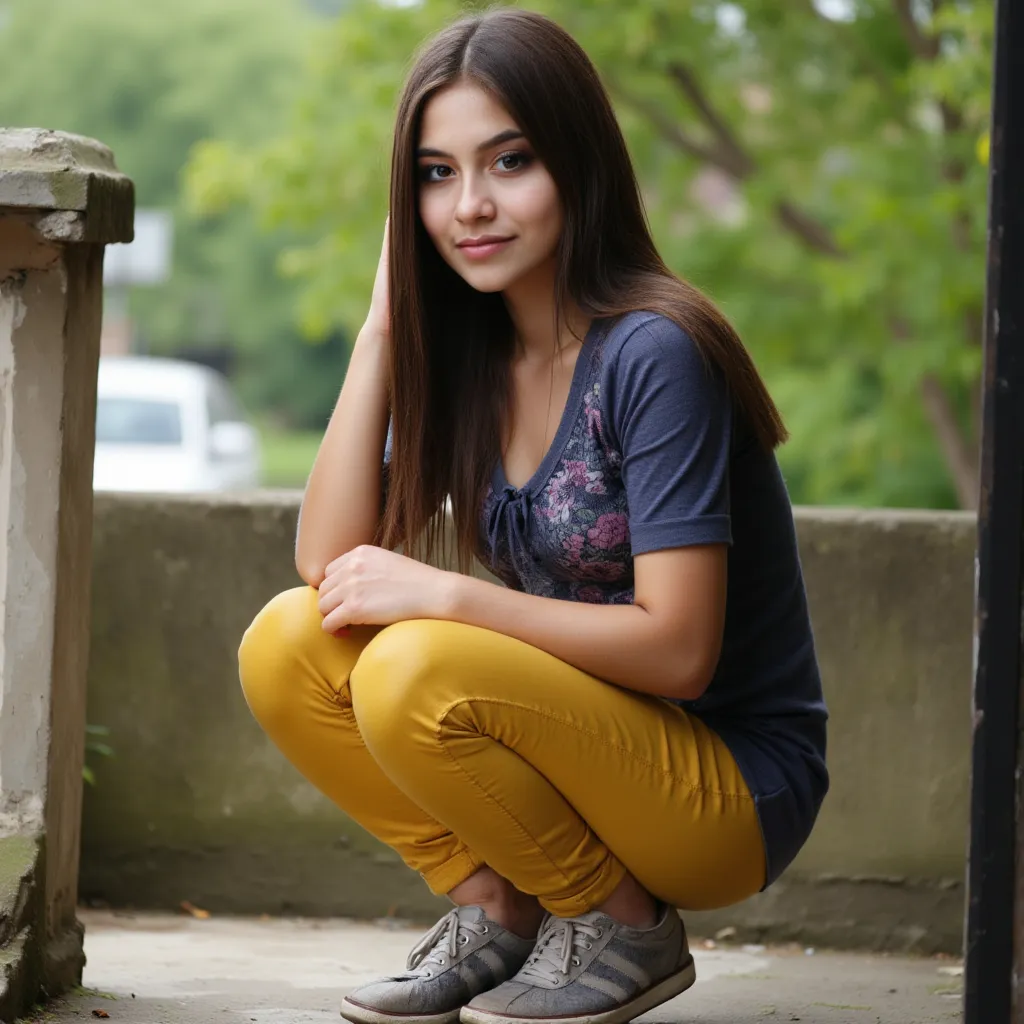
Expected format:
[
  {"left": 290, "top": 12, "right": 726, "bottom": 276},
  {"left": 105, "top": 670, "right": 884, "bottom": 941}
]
[{"left": 238, "top": 586, "right": 765, "bottom": 917}]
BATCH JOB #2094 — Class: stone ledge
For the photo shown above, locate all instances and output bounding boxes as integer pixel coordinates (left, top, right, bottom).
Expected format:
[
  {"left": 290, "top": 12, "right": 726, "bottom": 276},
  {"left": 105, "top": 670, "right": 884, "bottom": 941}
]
[
  {"left": 0, "top": 129, "right": 134, "bottom": 245},
  {"left": 0, "top": 834, "right": 41, "bottom": 1022},
  {"left": 79, "top": 840, "right": 966, "bottom": 955},
  {"left": 81, "top": 494, "right": 976, "bottom": 955},
  {"left": 0, "top": 834, "right": 85, "bottom": 1022},
  {"left": 97, "top": 489, "right": 978, "bottom": 532},
  {"left": 684, "top": 873, "right": 965, "bottom": 955}
]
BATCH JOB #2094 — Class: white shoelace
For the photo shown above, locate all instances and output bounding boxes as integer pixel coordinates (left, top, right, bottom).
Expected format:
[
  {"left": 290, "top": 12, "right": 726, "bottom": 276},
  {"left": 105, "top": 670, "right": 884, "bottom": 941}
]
[
  {"left": 518, "top": 917, "right": 604, "bottom": 986},
  {"left": 402, "top": 908, "right": 490, "bottom": 979}
]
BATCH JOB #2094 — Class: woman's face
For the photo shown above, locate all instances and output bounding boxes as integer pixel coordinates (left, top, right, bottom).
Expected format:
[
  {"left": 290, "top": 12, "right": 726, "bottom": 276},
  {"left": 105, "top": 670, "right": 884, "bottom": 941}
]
[{"left": 416, "top": 81, "right": 563, "bottom": 295}]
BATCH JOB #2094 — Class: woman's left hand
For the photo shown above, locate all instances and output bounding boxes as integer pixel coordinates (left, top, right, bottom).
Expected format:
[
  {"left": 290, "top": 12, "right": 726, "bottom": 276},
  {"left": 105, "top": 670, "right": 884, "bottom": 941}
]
[{"left": 318, "top": 545, "right": 457, "bottom": 634}]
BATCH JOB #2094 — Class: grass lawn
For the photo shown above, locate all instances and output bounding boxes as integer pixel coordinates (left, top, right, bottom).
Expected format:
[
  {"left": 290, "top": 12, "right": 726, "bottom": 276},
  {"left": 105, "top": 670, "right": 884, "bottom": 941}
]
[{"left": 258, "top": 425, "right": 322, "bottom": 490}]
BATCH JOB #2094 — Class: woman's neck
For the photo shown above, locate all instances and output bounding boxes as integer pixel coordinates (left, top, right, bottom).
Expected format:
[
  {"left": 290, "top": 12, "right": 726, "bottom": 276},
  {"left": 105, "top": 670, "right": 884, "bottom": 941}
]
[{"left": 503, "top": 263, "right": 590, "bottom": 364}]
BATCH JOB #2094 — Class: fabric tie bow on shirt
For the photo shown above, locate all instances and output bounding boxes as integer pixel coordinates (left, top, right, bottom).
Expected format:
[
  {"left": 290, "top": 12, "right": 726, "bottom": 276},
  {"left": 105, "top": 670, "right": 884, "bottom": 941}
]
[{"left": 487, "top": 485, "right": 533, "bottom": 578}]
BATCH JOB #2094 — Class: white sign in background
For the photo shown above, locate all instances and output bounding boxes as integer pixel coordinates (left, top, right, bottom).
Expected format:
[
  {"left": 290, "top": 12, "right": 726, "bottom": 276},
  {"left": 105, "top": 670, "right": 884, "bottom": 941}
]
[{"left": 103, "top": 209, "right": 173, "bottom": 287}]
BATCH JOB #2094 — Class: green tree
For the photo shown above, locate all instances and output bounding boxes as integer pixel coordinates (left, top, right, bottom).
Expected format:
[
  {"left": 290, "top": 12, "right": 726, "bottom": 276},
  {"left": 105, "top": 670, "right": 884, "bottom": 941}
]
[
  {"left": 188, "top": 0, "right": 993, "bottom": 508},
  {"left": 0, "top": 0, "right": 341, "bottom": 428}
]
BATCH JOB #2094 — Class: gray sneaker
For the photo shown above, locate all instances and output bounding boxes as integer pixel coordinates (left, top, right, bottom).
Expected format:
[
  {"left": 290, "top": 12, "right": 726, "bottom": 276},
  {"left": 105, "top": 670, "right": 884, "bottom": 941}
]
[
  {"left": 340, "top": 906, "right": 536, "bottom": 1024},
  {"left": 459, "top": 904, "right": 695, "bottom": 1024}
]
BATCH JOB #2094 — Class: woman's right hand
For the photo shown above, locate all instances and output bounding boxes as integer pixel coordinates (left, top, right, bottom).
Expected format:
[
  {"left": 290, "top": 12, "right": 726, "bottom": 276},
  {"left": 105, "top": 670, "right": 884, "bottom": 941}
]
[{"left": 363, "top": 217, "right": 391, "bottom": 340}]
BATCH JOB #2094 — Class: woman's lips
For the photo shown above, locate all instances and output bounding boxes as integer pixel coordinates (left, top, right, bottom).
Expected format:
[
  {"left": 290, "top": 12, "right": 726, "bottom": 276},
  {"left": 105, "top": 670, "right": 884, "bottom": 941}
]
[{"left": 457, "top": 237, "right": 513, "bottom": 260}]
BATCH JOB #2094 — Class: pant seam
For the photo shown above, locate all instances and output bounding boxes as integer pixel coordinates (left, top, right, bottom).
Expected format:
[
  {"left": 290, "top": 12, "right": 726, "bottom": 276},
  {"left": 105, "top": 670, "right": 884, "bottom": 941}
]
[
  {"left": 330, "top": 693, "right": 360, "bottom": 726},
  {"left": 436, "top": 696, "right": 755, "bottom": 802},
  {"left": 332, "top": 689, "right": 483, "bottom": 891},
  {"left": 432, "top": 719, "right": 599, "bottom": 913}
]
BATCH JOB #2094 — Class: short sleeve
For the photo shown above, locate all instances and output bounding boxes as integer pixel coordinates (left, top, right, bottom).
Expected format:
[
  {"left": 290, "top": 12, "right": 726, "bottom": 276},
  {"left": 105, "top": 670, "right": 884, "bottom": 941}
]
[{"left": 602, "top": 315, "right": 732, "bottom": 554}]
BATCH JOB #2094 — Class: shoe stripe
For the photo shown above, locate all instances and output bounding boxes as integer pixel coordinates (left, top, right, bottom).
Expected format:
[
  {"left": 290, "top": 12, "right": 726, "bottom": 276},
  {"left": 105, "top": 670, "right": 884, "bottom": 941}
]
[
  {"left": 473, "top": 945, "right": 508, "bottom": 980},
  {"left": 576, "top": 973, "right": 633, "bottom": 1003},
  {"left": 601, "top": 949, "right": 652, "bottom": 989},
  {"left": 456, "top": 956, "right": 490, "bottom": 998}
]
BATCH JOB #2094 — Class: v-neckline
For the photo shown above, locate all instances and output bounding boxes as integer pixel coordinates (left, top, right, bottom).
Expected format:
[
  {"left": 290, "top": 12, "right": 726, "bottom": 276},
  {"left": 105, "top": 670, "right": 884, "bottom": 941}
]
[{"left": 492, "top": 318, "right": 604, "bottom": 497}]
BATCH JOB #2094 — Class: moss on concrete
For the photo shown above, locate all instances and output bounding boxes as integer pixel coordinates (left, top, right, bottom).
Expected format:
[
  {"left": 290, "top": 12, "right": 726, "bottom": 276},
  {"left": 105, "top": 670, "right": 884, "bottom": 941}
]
[
  {"left": 0, "top": 837, "right": 39, "bottom": 1023},
  {"left": 0, "top": 836, "right": 38, "bottom": 943},
  {"left": 0, "top": 837, "right": 36, "bottom": 905}
]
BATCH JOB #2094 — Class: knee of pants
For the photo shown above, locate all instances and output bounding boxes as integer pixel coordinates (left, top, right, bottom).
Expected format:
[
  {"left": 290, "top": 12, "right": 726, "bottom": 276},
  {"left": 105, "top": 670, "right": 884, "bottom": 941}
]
[
  {"left": 350, "top": 619, "right": 461, "bottom": 755},
  {"left": 238, "top": 585, "right": 323, "bottom": 731}
]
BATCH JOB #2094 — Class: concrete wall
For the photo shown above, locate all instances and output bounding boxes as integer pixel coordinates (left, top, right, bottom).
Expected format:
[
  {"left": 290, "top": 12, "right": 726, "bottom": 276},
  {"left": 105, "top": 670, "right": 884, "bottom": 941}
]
[{"left": 79, "top": 494, "right": 976, "bottom": 954}]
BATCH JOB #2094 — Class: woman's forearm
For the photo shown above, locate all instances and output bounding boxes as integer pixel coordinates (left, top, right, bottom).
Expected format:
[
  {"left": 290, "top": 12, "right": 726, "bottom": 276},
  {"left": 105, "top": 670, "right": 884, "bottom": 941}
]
[
  {"left": 440, "top": 573, "right": 712, "bottom": 701},
  {"left": 295, "top": 328, "right": 390, "bottom": 587}
]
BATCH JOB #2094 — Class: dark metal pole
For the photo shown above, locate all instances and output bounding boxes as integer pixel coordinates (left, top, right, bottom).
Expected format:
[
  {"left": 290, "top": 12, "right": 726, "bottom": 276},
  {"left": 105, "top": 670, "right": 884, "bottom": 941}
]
[{"left": 964, "top": 0, "right": 1024, "bottom": 1020}]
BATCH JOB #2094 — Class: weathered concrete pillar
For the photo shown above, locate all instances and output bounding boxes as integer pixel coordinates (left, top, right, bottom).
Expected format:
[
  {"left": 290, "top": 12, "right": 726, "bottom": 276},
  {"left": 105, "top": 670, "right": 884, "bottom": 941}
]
[{"left": 0, "top": 129, "right": 133, "bottom": 1020}]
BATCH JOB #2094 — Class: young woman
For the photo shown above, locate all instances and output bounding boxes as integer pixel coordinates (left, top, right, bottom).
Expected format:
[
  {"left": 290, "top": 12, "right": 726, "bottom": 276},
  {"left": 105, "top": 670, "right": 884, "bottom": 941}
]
[{"left": 238, "top": 9, "right": 828, "bottom": 1024}]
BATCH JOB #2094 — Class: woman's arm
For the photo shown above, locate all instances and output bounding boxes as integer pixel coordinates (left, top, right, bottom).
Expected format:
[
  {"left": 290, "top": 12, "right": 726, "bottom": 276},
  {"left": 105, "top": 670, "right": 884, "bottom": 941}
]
[
  {"left": 440, "top": 545, "right": 726, "bottom": 701},
  {"left": 316, "top": 541, "right": 725, "bottom": 701},
  {"left": 295, "top": 329, "right": 390, "bottom": 587},
  {"left": 295, "top": 224, "right": 391, "bottom": 587}
]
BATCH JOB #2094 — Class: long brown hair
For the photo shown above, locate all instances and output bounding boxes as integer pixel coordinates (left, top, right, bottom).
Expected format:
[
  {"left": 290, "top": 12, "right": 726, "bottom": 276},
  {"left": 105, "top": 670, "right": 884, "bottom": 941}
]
[{"left": 381, "top": 7, "right": 787, "bottom": 571}]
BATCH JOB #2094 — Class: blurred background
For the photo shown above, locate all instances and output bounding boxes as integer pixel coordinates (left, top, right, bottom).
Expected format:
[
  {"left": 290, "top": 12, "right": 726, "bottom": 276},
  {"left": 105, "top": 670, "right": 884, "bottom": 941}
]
[{"left": 0, "top": 0, "right": 992, "bottom": 506}]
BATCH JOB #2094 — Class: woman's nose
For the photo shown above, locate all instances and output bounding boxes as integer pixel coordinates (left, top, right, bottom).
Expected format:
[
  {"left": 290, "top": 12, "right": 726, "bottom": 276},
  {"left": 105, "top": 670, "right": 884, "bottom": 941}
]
[{"left": 455, "top": 175, "right": 496, "bottom": 222}]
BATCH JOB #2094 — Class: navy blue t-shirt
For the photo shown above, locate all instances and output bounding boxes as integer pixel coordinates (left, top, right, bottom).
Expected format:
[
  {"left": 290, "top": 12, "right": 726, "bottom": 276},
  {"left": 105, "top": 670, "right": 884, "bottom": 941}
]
[{"left": 477, "top": 311, "right": 829, "bottom": 886}]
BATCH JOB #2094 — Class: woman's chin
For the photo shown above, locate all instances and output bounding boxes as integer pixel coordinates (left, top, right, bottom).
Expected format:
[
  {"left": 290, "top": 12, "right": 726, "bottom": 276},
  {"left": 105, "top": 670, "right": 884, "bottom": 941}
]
[{"left": 457, "top": 267, "right": 518, "bottom": 294}]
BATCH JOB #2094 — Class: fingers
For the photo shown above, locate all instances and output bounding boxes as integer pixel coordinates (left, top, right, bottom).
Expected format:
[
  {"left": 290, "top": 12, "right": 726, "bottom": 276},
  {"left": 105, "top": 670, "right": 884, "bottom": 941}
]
[
  {"left": 318, "top": 569, "right": 344, "bottom": 608},
  {"left": 318, "top": 584, "right": 350, "bottom": 634},
  {"left": 318, "top": 562, "right": 351, "bottom": 635},
  {"left": 322, "top": 603, "right": 351, "bottom": 635}
]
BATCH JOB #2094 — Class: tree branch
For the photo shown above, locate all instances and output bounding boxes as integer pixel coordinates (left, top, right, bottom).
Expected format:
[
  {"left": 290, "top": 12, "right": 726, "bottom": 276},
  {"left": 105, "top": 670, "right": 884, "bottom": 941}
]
[
  {"left": 805, "top": 0, "right": 908, "bottom": 119},
  {"left": 623, "top": 84, "right": 846, "bottom": 257},
  {"left": 657, "top": 64, "right": 848, "bottom": 257},
  {"left": 610, "top": 81, "right": 734, "bottom": 170},
  {"left": 775, "top": 200, "right": 846, "bottom": 259},
  {"left": 628, "top": 20, "right": 975, "bottom": 506},
  {"left": 892, "top": 0, "right": 941, "bottom": 60},
  {"left": 665, "top": 63, "right": 756, "bottom": 178}
]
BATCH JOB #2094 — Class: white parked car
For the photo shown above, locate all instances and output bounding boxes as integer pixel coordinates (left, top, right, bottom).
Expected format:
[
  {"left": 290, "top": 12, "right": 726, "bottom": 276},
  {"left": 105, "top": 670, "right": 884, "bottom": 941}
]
[{"left": 93, "top": 356, "right": 261, "bottom": 493}]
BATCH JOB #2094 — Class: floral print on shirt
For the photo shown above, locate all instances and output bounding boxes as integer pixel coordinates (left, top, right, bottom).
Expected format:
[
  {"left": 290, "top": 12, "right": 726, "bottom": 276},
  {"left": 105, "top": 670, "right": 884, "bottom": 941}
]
[{"left": 480, "top": 372, "right": 637, "bottom": 604}]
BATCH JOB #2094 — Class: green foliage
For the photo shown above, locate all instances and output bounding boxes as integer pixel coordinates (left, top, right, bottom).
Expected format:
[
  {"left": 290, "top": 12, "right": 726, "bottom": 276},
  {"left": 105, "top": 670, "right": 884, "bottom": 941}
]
[
  {"left": 245, "top": 330, "right": 351, "bottom": 432},
  {"left": 83, "top": 724, "right": 114, "bottom": 787},
  {"left": 189, "top": 0, "right": 993, "bottom": 508},
  {"left": 0, "top": 0, "right": 345, "bottom": 430},
  {"left": 187, "top": 0, "right": 451, "bottom": 338},
  {"left": 0, "top": 0, "right": 991, "bottom": 504},
  {"left": 258, "top": 424, "right": 324, "bottom": 489}
]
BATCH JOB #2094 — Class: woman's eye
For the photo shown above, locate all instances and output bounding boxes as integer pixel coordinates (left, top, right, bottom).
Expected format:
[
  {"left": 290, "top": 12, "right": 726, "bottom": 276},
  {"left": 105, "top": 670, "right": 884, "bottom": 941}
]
[
  {"left": 496, "top": 151, "right": 532, "bottom": 172},
  {"left": 420, "top": 164, "right": 453, "bottom": 183},
  {"left": 418, "top": 152, "right": 532, "bottom": 182}
]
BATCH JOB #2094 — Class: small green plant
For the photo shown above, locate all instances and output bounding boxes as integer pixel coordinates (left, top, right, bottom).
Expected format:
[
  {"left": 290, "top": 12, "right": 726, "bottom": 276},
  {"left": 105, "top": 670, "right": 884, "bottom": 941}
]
[{"left": 83, "top": 724, "right": 114, "bottom": 786}]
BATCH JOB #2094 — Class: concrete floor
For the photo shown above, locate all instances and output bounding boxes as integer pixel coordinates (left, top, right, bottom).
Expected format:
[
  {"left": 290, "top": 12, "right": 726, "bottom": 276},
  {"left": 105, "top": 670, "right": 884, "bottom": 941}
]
[{"left": 21, "top": 910, "right": 963, "bottom": 1024}]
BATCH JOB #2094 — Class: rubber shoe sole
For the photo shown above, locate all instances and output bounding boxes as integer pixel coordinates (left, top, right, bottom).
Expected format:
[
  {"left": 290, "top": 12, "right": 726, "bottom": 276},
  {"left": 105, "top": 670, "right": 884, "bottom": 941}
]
[{"left": 341, "top": 995, "right": 464, "bottom": 1024}]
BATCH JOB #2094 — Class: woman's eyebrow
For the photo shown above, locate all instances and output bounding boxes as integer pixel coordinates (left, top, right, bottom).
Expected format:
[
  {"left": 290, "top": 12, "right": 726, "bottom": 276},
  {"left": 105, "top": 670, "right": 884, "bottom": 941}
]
[{"left": 417, "top": 129, "right": 525, "bottom": 159}]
